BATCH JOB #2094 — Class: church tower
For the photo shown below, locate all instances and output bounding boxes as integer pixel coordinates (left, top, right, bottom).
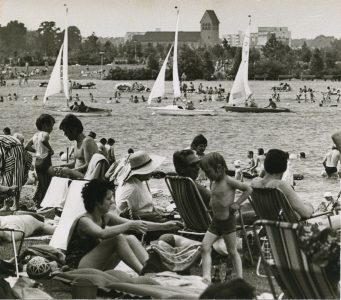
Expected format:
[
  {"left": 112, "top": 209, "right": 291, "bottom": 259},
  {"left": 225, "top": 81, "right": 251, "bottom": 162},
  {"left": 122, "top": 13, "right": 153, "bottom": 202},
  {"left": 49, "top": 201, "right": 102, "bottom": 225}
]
[{"left": 200, "top": 10, "right": 220, "bottom": 46}]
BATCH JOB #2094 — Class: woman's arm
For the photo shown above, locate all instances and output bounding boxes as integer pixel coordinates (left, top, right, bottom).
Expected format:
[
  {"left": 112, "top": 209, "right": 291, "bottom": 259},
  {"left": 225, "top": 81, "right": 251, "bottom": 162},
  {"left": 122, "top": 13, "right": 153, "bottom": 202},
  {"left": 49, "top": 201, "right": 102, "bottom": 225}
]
[
  {"left": 278, "top": 181, "right": 314, "bottom": 219},
  {"left": 78, "top": 216, "right": 147, "bottom": 240}
]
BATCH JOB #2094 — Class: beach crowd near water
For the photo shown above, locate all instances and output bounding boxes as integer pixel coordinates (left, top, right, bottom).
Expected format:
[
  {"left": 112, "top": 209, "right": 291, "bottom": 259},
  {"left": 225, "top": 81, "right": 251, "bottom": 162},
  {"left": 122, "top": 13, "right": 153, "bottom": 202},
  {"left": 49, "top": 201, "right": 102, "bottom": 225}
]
[{"left": 0, "top": 76, "right": 340, "bottom": 298}]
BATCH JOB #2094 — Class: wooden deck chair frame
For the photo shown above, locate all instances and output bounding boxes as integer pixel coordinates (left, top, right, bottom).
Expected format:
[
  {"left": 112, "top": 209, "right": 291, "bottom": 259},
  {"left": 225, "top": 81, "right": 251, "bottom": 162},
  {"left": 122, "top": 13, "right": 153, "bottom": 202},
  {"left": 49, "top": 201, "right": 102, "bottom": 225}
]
[
  {"left": 165, "top": 175, "right": 254, "bottom": 265},
  {"left": 249, "top": 187, "right": 334, "bottom": 223},
  {"left": 249, "top": 187, "right": 334, "bottom": 276},
  {"left": 0, "top": 228, "right": 25, "bottom": 277},
  {"left": 253, "top": 220, "right": 339, "bottom": 299}
]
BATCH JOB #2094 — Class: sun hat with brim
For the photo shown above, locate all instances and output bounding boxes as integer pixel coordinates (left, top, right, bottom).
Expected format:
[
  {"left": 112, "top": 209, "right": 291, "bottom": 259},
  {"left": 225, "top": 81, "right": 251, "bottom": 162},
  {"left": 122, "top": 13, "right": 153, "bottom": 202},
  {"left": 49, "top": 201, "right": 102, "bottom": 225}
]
[
  {"left": 324, "top": 192, "right": 333, "bottom": 198},
  {"left": 122, "top": 150, "right": 165, "bottom": 182}
]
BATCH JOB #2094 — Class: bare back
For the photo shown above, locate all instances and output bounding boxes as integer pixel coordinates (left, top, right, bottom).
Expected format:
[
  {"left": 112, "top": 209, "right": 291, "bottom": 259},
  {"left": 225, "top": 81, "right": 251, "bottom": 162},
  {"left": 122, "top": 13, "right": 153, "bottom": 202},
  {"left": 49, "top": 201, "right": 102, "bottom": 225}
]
[{"left": 74, "top": 136, "right": 99, "bottom": 171}]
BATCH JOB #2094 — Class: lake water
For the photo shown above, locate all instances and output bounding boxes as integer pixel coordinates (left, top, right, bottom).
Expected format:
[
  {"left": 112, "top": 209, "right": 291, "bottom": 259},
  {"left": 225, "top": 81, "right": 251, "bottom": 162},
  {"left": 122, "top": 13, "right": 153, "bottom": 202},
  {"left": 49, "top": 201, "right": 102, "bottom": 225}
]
[{"left": 1, "top": 78, "right": 341, "bottom": 207}]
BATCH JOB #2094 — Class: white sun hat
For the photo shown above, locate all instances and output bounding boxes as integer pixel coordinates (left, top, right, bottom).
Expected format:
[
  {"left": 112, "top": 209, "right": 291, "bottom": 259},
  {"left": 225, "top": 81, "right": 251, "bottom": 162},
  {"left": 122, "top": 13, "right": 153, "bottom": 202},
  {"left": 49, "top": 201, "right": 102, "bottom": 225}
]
[{"left": 122, "top": 150, "right": 165, "bottom": 182}]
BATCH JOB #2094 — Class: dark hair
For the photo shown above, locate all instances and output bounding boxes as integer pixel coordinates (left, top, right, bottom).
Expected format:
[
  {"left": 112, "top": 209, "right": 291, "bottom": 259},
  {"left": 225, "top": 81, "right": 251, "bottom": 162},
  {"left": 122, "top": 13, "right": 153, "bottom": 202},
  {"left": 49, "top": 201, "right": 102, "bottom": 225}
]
[
  {"left": 128, "top": 148, "right": 134, "bottom": 154},
  {"left": 59, "top": 114, "right": 83, "bottom": 133},
  {"left": 264, "top": 149, "right": 288, "bottom": 174},
  {"left": 35, "top": 114, "right": 55, "bottom": 131},
  {"left": 173, "top": 149, "right": 196, "bottom": 176},
  {"left": 200, "top": 278, "right": 256, "bottom": 299},
  {"left": 82, "top": 179, "right": 115, "bottom": 213},
  {"left": 88, "top": 131, "right": 96, "bottom": 139},
  {"left": 258, "top": 148, "right": 264, "bottom": 155},
  {"left": 108, "top": 138, "right": 115, "bottom": 145},
  {"left": 190, "top": 134, "right": 207, "bottom": 149},
  {"left": 3, "top": 127, "right": 11, "bottom": 135},
  {"left": 248, "top": 150, "right": 254, "bottom": 156},
  {"left": 99, "top": 138, "right": 107, "bottom": 145},
  {"left": 59, "top": 151, "right": 64, "bottom": 156}
]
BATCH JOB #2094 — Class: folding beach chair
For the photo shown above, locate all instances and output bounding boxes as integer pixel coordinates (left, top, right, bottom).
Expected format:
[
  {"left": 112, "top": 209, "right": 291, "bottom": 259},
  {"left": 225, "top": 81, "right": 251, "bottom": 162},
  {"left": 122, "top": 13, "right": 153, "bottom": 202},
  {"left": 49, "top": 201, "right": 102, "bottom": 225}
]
[
  {"left": 165, "top": 175, "right": 254, "bottom": 265},
  {"left": 0, "top": 228, "right": 25, "bottom": 277},
  {"left": 249, "top": 187, "right": 334, "bottom": 276},
  {"left": 253, "top": 220, "right": 339, "bottom": 299}
]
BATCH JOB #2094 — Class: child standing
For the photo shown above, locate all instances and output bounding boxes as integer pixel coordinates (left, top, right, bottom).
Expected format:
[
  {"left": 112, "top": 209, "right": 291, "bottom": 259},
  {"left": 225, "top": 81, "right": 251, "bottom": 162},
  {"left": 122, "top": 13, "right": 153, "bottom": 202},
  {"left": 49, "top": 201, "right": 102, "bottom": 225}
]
[
  {"left": 200, "top": 153, "right": 252, "bottom": 283},
  {"left": 191, "top": 134, "right": 207, "bottom": 181},
  {"left": 26, "top": 114, "right": 55, "bottom": 208}
]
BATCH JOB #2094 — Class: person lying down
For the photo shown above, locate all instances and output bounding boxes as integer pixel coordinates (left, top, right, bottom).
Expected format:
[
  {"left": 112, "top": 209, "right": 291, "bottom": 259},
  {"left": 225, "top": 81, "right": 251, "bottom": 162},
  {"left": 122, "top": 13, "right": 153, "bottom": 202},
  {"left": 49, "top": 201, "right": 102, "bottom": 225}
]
[{"left": 0, "top": 215, "right": 55, "bottom": 241}]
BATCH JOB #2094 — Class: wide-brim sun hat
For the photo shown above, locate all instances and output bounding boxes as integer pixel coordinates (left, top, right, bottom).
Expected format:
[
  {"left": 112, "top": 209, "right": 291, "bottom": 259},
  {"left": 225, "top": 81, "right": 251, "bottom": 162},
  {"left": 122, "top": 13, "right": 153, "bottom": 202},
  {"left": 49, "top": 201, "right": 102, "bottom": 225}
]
[{"left": 122, "top": 150, "right": 165, "bottom": 182}]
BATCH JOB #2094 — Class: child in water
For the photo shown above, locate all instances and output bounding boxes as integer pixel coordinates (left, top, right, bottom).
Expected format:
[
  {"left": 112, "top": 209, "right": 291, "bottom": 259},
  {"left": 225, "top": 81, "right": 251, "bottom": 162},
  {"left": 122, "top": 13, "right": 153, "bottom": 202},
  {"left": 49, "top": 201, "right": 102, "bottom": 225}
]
[{"left": 200, "top": 153, "right": 252, "bottom": 283}]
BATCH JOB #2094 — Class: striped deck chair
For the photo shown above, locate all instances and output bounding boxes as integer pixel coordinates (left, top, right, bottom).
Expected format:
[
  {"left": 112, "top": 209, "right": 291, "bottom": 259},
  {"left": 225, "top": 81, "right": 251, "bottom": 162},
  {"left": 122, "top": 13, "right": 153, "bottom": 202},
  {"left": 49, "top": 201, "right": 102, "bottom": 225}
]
[
  {"left": 165, "top": 175, "right": 254, "bottom": 265},
  {"left": 253, "top": 220, "right": 339, "bottom": 299},
  {"left": 250, "top": 187, "right": 333, "bottom": 223}
]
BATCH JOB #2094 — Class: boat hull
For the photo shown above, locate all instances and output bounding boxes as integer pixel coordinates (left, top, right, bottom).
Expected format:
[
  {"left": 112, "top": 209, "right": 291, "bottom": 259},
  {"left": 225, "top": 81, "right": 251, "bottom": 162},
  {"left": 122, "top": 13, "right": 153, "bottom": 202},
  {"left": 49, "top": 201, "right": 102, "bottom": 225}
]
[
  {"left": 223, "top": 106, "right": 291, "bottom": 113},
  {"left": 148, "top": 106, "right": 218, "bottom": 116},
  {"left": 44, "top": 107, "right": 112, "bottom": 117}
]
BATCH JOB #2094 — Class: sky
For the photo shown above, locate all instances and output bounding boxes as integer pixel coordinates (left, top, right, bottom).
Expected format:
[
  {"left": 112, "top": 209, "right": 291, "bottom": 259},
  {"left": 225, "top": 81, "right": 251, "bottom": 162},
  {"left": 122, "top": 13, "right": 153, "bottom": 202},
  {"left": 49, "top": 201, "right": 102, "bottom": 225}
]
[{"left": 1, "top": 0, "right": 341, "bottom": 39}]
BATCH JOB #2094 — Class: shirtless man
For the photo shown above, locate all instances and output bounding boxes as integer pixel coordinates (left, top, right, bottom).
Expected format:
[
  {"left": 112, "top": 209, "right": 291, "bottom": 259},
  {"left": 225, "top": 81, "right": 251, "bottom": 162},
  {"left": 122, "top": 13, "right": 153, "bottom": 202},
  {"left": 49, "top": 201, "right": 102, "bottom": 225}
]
[
  {"left": 322, "top": 146, "right": 340, "bottom": 178},
  {"left": 49, "top": 114, "right": 99, "bottom": 179}
]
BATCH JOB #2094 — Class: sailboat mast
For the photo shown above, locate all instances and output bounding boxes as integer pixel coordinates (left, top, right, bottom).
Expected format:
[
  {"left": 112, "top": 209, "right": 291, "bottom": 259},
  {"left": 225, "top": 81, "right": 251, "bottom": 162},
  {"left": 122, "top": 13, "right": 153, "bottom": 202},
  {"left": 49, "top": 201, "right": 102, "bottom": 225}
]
[
  {"left": 172, "top": 7, "right": 181, "bottom": 99},
  {"left": 62, "top": 4, "right": 70, "bottom": 106}
]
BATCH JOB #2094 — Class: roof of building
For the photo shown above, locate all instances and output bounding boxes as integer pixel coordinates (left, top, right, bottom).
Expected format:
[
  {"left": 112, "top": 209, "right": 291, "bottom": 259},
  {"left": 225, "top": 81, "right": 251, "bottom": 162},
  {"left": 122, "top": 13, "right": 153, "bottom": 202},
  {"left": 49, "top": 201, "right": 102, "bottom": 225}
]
[
  {"left": 133, "top": 31, "right": 201, "bottom": 43},
  {"left": 200, "top": 10, "right": 220, "bottom": 25}
]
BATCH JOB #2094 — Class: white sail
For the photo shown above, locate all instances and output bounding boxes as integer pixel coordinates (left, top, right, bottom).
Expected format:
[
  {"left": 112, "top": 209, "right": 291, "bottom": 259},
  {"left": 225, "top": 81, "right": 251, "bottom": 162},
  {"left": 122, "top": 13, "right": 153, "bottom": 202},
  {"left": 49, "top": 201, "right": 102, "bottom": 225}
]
[
  {"left": 229, "top": 18, "right": 252, "bottom": 106},
  {"left": 43, "top": 43, "right": 63, "bottom": 104},
  {"left": 172, "top": 8, "right": 181, "bottom": 98},
  {"left": 147, "top": 45, "right": 173, "bottom": 104},
  {"left": 62, "top": 7, "right": 69, "bottom": 102}
]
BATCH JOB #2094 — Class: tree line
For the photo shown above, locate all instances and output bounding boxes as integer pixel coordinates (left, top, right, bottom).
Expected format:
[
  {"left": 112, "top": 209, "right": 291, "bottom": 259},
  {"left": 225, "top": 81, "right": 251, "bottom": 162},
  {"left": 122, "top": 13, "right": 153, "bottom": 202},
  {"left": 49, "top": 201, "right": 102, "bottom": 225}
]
[{"left": 1, "top": 20, "right": 341, "bottom": 80}]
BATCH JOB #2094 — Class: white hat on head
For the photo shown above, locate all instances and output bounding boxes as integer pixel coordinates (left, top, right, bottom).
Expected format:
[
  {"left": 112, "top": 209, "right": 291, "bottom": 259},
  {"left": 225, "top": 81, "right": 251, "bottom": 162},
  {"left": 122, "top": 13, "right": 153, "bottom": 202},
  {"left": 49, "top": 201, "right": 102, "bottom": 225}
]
[
  {"left": 234, "top": 160, "right": 241, "bottom": 167},
  {"left": 122, "top": 150, "right": 165, "bottom": 182}
]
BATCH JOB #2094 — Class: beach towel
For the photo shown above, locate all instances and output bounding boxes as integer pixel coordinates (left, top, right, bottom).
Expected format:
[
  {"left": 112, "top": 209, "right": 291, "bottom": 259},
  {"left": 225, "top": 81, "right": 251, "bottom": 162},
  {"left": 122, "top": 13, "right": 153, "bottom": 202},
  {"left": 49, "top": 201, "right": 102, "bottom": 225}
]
[
  {"left": 19, "top": 244, "right": 65, "bottom": 266},
  {"left": 40, "top": 177, "right": 71, "bottom": 208},
  {"left": 149, "top": 240, "right": 201, "bottom": 272},
  {"left": 83, "top": 153, "right": 109, "bottom": 180},
  {"left": 49, "top": 180, "right": 87, "bottom": 250}
]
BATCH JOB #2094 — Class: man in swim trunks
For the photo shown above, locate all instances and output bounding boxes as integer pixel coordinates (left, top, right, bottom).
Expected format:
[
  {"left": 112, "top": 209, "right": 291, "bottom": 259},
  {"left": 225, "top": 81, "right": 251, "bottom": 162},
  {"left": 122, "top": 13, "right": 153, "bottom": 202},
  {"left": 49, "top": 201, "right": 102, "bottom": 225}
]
[
  {"left": 49, "top": 114, "right": 99, "bottom": 179},
  {"left": 322, "top": 146, "right": 340, "bottom": 178}
]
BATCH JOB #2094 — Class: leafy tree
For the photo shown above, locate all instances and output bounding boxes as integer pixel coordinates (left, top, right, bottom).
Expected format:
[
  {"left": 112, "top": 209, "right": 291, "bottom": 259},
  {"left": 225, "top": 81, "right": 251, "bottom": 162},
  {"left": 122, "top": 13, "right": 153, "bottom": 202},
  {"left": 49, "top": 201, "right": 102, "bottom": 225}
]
[
  {"left": 202, "top": 50, "right": 214, "bottom": 80},
  {"left": 178, "top": 44, "right": 202, "bottom": 80},
  {"left": 37, "top": 21, "right": 61, "bottom": 57},
  {"left": 310, "top": 48, "right": 324, "bottom": 77},
  {"left": 0, "top": 21, "right": 27, "bottom": 52},
  {"left": 300, "top": 42, "right": 312, "bottom": 63},
  {"left": 230, "top": 47, "right": 241, "bottom": 76}
]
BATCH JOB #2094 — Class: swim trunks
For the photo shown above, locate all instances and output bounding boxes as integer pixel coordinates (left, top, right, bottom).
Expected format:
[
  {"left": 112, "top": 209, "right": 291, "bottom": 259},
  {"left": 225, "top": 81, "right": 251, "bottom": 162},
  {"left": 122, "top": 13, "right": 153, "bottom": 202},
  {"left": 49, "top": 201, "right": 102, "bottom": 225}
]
[
  {"left": 325, "top": 166, "right": 337, "bottom": 176},
  {"left": 208, "top": 214, "right": 236, "bottom": 236}
]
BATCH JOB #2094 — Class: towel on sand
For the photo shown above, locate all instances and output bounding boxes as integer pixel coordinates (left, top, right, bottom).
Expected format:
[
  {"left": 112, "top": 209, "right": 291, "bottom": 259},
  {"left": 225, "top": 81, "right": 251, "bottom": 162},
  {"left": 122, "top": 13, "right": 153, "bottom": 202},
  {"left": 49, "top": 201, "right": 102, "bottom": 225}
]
[{"left": 40, "top": 177, "right": 70, "bottom": 208}]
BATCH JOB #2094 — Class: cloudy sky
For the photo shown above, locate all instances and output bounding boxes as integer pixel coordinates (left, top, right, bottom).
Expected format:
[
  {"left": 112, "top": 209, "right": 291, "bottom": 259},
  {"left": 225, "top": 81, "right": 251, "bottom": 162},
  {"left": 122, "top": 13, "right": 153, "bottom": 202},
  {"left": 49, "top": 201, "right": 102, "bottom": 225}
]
[{"left": 1, "top": 0, "right": 340, "bottom": 39}]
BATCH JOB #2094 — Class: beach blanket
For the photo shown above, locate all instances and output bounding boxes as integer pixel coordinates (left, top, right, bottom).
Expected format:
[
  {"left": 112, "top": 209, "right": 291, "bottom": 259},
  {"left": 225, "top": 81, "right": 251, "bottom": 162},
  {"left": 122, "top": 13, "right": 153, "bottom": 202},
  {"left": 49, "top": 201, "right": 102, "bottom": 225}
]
[
  {"left": 149, "top": 240, "right": 201, "bottom": 272},
  {"left": 54, "top": 268, "right": 200, "bottom": 299},
  {"left": 49, "top": 180, "right": 87, "bottom": 250},
  {"left": 84, "top": 153, "right": 109, "bottom": 180},
  {"left": 40, "top": 177, "right": 70, "bottom": 208},
  {"left": 19, "top": 244, "right": 65, "bottom": 265}
]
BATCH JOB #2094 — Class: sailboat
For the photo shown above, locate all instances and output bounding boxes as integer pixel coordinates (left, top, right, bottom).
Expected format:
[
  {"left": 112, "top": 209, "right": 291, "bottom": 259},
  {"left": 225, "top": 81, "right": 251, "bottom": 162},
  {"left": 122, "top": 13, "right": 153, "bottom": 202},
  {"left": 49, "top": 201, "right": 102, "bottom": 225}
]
[
  {"left": 147, "top": 8, "right": 217, "bottom": 116},
  {"left": 43, "top": 6, "right": 112, "bottom": 117},
  {"left": 223, "top": 16, "right": 291, "bottom": 113}
]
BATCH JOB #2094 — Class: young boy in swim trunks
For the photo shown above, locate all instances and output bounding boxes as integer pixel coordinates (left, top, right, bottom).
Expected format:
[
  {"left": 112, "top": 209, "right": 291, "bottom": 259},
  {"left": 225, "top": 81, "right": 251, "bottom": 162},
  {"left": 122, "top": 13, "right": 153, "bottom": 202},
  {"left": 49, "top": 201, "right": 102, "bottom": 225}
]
[{"left": 199, "top": 153, "right": 252, "bottom": 283}]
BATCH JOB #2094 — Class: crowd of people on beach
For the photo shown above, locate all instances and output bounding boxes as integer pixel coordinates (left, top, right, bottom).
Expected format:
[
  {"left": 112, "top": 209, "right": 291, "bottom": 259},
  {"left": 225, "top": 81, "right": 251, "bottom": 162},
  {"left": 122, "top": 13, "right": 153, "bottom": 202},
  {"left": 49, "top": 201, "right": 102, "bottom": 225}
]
[{"left": 0, "top": 111, "right": 340, "bottom": 299}]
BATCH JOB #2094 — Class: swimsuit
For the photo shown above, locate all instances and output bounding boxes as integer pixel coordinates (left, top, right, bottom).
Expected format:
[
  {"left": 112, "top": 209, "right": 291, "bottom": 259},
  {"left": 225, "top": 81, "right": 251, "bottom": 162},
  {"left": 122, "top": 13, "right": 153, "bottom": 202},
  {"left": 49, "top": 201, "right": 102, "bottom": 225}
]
[
  {"left": 65, "top": 216, "right": 105, "bottom": 268},
  {"left": 208, "top": 213, "right": 236, "bottom": 236},
  {"left": 325, "top": 166, "right": 337, "bottom": 176}
]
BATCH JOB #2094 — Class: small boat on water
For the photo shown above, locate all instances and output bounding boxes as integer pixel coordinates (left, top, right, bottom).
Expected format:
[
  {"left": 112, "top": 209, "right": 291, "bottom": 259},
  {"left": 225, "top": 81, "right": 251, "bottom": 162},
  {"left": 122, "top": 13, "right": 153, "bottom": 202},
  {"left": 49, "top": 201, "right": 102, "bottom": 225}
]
[
  {"left": 43, "top": 6, "right": 111, "bottom": 117},
  {"left": 224, "top": 16, "right": 291, "bottom": 114},
  {"left": 147, "top": 7, "right": 217, "bottom": 117},
  {"left": 223, "top": 106, "right": 291, "bottom": 113},
  {"left": 149, "top": 105, "right": 218, "bottom": 116}
]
